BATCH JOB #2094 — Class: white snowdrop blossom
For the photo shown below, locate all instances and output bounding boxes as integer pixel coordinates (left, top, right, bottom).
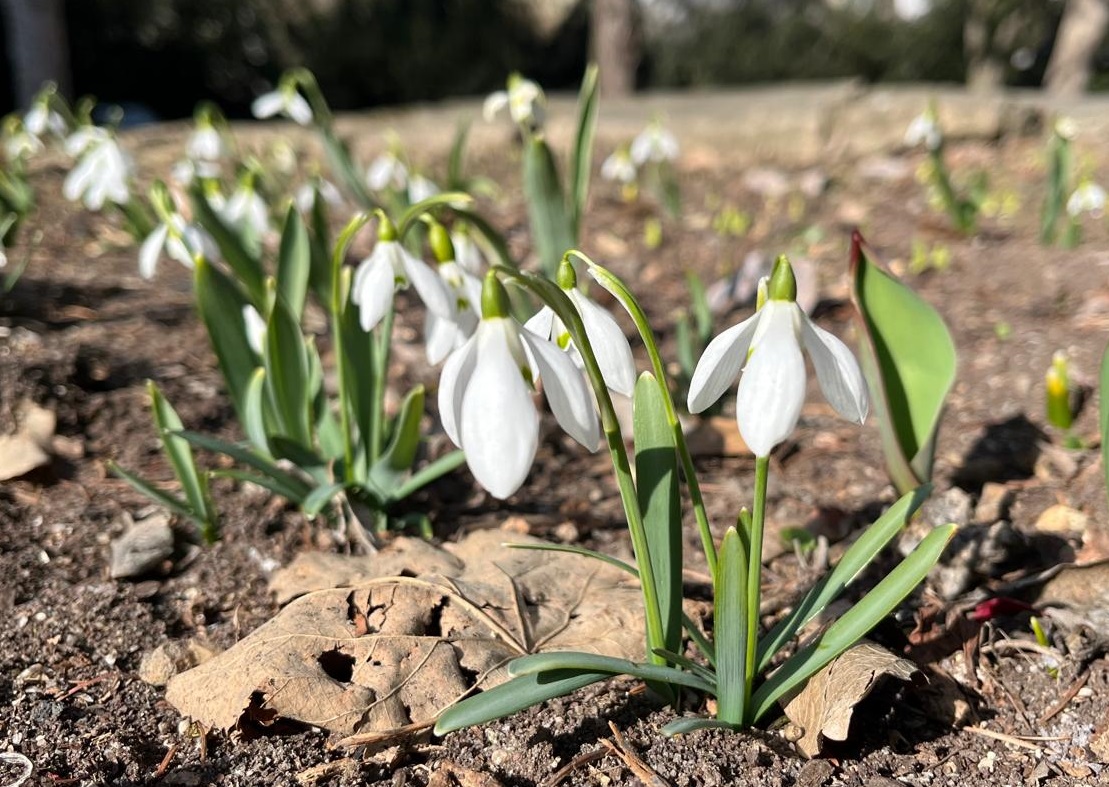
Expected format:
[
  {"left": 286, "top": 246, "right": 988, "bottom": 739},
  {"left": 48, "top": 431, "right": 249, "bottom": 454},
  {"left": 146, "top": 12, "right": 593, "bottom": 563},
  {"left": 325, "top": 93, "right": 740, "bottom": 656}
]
[
  {"left": 220, "top": 183, "right": 270, "bottom": 238},
  {"left": 293, "top": 178, "right": 343, "bottom": 213},
  {"left": 24, "top": 103, "right": 66, "bottom": 139},
  {"left": 1067, "top": 181, "right": 1106, "bottom": 218},
  {"left": 350, "top": 228, "right": 453, "bottom": 333},
  {"left": 408, "top": 174, "right": 440, "bottom": 204},
  {"left": 138, "top": 214, "right": 215, "bottom": 279},
  {"left": 601, "top": 148, "right": 637, "bottom": 185},
  {"left": 1053, "top": 116, "right": 1078, "bottom": 141},
  {"left": 524, "top": 281, "right": 636, "bottom": 397},
  {"left": 251, "top": 87, "right": 313, "bottom": 126},
  {"left": 63, "top": 130, "right": 132, "bottom": 210},
  {"left": 366, "top": 152, "right": 408, "bottom": 193},
  {"left": 439, "top": 275, "right": 600, "bottom": 498},
  {"left": 186, "top": 125, "right": 226, "bottom": 169},
  {"left": 242, "top": 305, "right": 267, "bottom": 355},
  {"left": 483, "top": 74, "right": 545, "bottom": 128},
  {"left": 426, "top": 259, "right": 482, "bottom": 365},
  {"left": 452, "top": 230, "right": 487, "bottom": 276},
  {"left": 904, "top": 112, "right": 942, "bottom": 151},
  {"left": 630, "top": 122, "right": 679, "bottom": 166},
  {"left": 4, "top": 123, "right": 41, "bottom": 160},
  {"left": 687, "top": 258, "right": 868, "bottom": 457}
]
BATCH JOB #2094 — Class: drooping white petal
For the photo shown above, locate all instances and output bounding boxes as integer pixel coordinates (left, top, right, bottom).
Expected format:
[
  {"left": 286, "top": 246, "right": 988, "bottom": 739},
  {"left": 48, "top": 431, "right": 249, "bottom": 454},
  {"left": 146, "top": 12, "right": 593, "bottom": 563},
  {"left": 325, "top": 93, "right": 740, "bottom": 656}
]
[
  {"left": 521, "top": 331, "right": 600, "bottom": 451},
  {"left": 351, "top": 255, "right": 396, "bottom": 331},
  {"left": 401, "top": 251, "right": 453, "bottom": 318},
  {"left": 251, "top": 92, "right": 285, "bottom": 119},
  {"left": 242, "top": 305, "right": 267, "bottom": 355},
  {"left": 438, "top": 332, "right": 480, "bottom": 447},
  {"left": 569, "top": 290, "right": 636, "bottom": 396},
  {"left": 138, "top": 224, "right": 169, "bottom": 280},
  {"left": 482, "top": 91, "right": 509, "bottom": 122},
  {"left": 686, "top": 311, "right": 760, "bottom": 413},
  {"left": 285, "top": 93, "right": 313, "bottom": 125},
  {"left": 426, "top": 310, "right": 466, "bottom": 365},
  {"left": 799, "top": 315, "right": 869, "bottom": 424},
  {"left": 408, "top": 174, "right": 439, "bottom": 204},
  {"left": 63, "top": 153, "right": 96, "bottom": 203},
  {"left": 523, "top": 306, "right": 555, "bottom": 340},
  {"left": 461, "top": 321, "right": 539, "bottom": 498},
  {"left": 735, "top": 302, "right": 805, "bottom": 457}
]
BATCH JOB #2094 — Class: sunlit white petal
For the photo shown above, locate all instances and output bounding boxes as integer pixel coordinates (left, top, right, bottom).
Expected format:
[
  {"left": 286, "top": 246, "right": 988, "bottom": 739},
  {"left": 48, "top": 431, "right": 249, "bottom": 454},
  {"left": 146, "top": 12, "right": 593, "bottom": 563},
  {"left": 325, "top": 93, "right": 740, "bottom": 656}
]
[
  {"left": 401, "top": 251, "right": 453, "bottom": 318},
  {"left": 351, "top": 253, "right": 396, "bottom": 331},
  {"left": 686, "top": 311, "right": 760, "bottom": 413},
  {"left": 568, "top": 289, "right": 636, "bottom": 396},
  {"left": 439, "top": 332, "right": 480, "bottom": 447},
  {"left": 521, "top": 331, "right": 600, "bottom": 450},
  {"left": 482, "top": 91, "right": 509, "bottom": 123},
  {"left": 251, "top": 92, "right": 285, "bottom": 119},
  {"left": 138, "top": 224, "right": 169, "bottom": 280},
  {"left": 800, "top": 317, "right": 869, "bottom": 424},
  {"left": 735, "top": 302, "right": 805, "bottom": 456}
]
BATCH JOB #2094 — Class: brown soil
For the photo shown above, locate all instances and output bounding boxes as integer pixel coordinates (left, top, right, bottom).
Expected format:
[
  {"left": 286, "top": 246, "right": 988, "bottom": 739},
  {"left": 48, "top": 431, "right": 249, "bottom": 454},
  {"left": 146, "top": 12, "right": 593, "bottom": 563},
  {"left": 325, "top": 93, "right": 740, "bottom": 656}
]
[{"left": 2, "top": 109, "right": 1109, "bottom": 787}]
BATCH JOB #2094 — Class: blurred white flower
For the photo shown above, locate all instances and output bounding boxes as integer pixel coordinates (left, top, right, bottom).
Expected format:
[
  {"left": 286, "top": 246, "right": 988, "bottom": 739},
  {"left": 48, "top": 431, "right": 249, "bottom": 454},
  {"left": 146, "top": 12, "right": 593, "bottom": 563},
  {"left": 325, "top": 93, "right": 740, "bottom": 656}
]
[
  {"left": 601, "top": 148, "right": 637, "bottom": 184},
  {"left": 366, "top": 152, "right": 408, "bottom": 192},
  {"left": 1054, "top": 116, "right": 1078, "bottom": 141},
  {"left": 452, "top": 230, "right": 487, "bottom": 275},
  {"left": 138, "top": 214, "right": 215, "bottom": 279},
  {"left": 1066, "top": 181, "right": 1106, "bottom": 218},
  {"left": 24, "top": 103, "right": 66, "bottom": 139},
  {"left": 63, "top": 131, "right": 132, "bottom": 210},
  {"left": 351, "top": 239, "right": 452, "bottom": 332},
  {"left": 408, "top": 174, "right": 440, "bottom": 204},
  {"left": 630, "top": 122, "right": 679, "bottom": 165},
  {"left": 904, "top": 111, "right": 942, "bottom": 151},
  {"left": 293, "top": 178, "right": 343, "bottom": 213},
  {"left": 4, "top": 123, "right": 41, "bottom": 160},
  {"left": 221, "top": 183, "right": 269, "bottom": 238},
  {"left": 426, "top": 259, "right": 482, "bottom": 365},
  {"left": 242, "top": 305, "right": 267, "bottom": 355},
  {"left": 186, "top": 125, "right": 226, "bottom": 166},
  {"left": 483, "top": 74, "right": 545, "bottom": 128},
  {"left": 251, "top": 87, "right": 313, "bottom": 126}
]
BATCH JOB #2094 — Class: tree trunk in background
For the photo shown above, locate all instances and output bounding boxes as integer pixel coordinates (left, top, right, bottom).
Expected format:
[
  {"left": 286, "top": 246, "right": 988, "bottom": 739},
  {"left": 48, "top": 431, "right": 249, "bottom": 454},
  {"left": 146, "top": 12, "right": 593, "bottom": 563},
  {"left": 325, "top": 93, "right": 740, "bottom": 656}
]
[
  {"left": 591, "top": 0, "right": 639, "bottom": 97},
  {"left": 0, "top": 0, "right": 70, "bottom": 107},
  {"left": 1044, "top": 0, "right": 1109, "bottom": 95}
]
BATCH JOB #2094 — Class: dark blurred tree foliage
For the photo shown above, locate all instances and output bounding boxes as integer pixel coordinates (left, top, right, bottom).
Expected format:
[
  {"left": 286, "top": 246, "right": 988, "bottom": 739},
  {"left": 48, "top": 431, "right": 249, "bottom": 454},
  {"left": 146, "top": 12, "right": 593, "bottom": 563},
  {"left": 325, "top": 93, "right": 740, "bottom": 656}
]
[{"left": 62, "top": 0, "right": 589, "bottom": 120}]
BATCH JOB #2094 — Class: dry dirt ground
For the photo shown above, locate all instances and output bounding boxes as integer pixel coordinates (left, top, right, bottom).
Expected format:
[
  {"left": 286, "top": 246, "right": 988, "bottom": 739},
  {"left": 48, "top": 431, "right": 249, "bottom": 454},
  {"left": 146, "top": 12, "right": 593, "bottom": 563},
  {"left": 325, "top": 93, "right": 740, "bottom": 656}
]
[{"left": 3, "top": 89, "right": 1109, "bottom": 786}]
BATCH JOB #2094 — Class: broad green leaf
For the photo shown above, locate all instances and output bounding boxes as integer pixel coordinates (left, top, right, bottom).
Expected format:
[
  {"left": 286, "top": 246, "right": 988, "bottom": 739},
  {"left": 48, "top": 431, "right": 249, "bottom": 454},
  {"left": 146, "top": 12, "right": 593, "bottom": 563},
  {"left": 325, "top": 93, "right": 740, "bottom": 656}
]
[
  {"left": 1101, "top": 343, "right": 1109, "bottom": 505},
  {"left": 434, "top": 671, "right": 609, "bottom": 735},
  {"left": 108, "top": 460, "right": 197, "bottom": 523},
  {"left": 370, "top": 385, "right": 425, "bottom": 488},
  {"left": 148, "top": 381, "right": 216, "bottom": 537},
  {"left": 714, "top": 527, "right": 749, "bottom": 725},
  {"left": 568, "top": 64, "right": 599, "bottom": 239},
  {"left": 276, "top": 204, "right": 311, "bottom": 322},
  {"left": 242, "top": 366, "right": 271, "bottom": 455},
  {"left": 264, "top": 294, "right": 312, "bottom": 446},
  {"left": 757, "top": 484, "right": 931, "bottom": 671},
  {"left": 751, "top": 523, "right": 957, "bottom": 722},
  {"left": 189, "top": 184, "right": 265, "bottom": 304},
  {"left": 850, "top": 233, "right": 956, "bottom": 494},
  {"left": 195, "top": 257, "right": 255, "bottom": 420},
  {"left": 302, "top": 482, "right": 344, "bottom": 517},
  {"left": 508, "top": 652, "right": 715, "bottom": 694},
  {"left": 307, "top": 187, "right": 334, "bottom": 301},
  {"left": 176, "top": 430, "right": 313, "bottom": 502},
  {"left": 634, "top": 372, "right": 683, "bottom": 658},
  {"left": 523, "top": 136, "right": 575, "bottom": 278},
  {"left": 387, "top": 449, "right": 467, "bottom": 503}
]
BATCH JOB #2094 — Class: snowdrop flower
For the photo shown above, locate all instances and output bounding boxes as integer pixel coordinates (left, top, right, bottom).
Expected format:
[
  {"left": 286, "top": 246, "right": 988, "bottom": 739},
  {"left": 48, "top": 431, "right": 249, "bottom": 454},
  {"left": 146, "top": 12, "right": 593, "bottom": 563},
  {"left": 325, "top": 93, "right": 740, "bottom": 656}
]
[
  {"left": 25, "top": 104, "right": 66, "bottom": 140},
  {"left": 425, "top": 222, "right": 482, "bottom": 365},
  {"left": 63, "top": 129, "right": 132, "bottom": 210},
  {"left": 220, "top": 176, "right": 270, "bottom": 238},
  {"left": 687, "top": 256, "right": 868, "bottom": 457},
  {"left": 1066, "top": 180, "right": 1106, "bottom": 218},
  {"left": 243, "top": 305, "right": 267, "bottom": 355},
  {"left": 408, "top": 174, "right": 440, "bottom": 204},
  {"left": 630, "top": 121, "right": 679, "bottom": 166},
  {"left": 439, "top": 271, "right": 599, "bottom": 498},
  {"left": 3, "top": 117, "right": 42, "bottom": 160},
  {"left": 1053, "top": 116, "right": 1077, "bottom": 142},
  {"left": 601, "top": 146, "right": 637, "bottom": 185},
  {"left": 904, "top": 110, "right": 942, "bottom": 151},
  {"left": 452, "top": 227, "right": 487, "bottom": 275},
  {"left": 251, "top": 85, "right": 313, "bottom": 126},
  {"left": 351, "top": 212, "right": 452, "bottom": 332},
  {"left": 366, "top": 151, "right": 408, "bottom": 193},
  {"left": 293, "top": 177, "right": 343, "bottom": 214},
  {"left": 186, "top": 113, "right": 226, "bottom": 177},
  {"left": 138, "top": 214, "right": 213, "bottom": 279},
  {"left": 483, "top": 73, "right": 545, "bottom": 129},
  {"left": 524, "top": 260, "right": 636, "bottom": 397}
]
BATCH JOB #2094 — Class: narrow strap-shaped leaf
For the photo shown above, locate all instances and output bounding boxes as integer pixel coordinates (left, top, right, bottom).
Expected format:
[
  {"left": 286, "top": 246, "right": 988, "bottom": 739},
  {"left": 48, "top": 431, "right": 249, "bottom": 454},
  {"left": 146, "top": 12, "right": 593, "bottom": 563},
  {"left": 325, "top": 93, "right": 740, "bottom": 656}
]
[
  {"left": 108, "top": 460, "right": 198, "bottom": 523},
  {"left": 148, "top": 382, "right": 215, "bottom": 532},
  {"left": 373, "top": 386, "right": 425, "bottom": 477},
  {"left": 241, "top": 366, "right": 272, "bottom": 455},
  {"left": 634, "top": 372, "right": 683, "bottom": 658},
  {"left": 189, "top": 185, "right": 265, "bottom": 304},
  {"left": 850, "top": 233, "right": 956, "bottom": 494},
  {"left": 661, "top": 717, "right": 738, "bottom": 736},
  {"left": 210, "top": 468, "right": 312, "bottom": 505},
  {"left": 756, "top": 484, "right": 932, "bottom": 671},
  {"left": 264, "top": 294, "right": 312, "bottom": 446},
  {"left": 651, "top": 649, "right": 717, "bottom": 685},
  {"left": 522, "top": 137, "right": 575, "bottom": 278},
  {"left": 302, "top": 482, "right": 345, "bottom": 517},
  {"left": 714, "top": 527, "right": 748, "bottom": 725},
  {"left": 195, "top": 257, "right": 255, "bottom": 420},
  {"left": 276, "top": 203, "right": 311, "bottom": 322},
  {"left": 176, "top": 429, "right": 312, "bottom": 501},
  {"left": 507, "top": 652, "right": 715, "bottom": 694},
  {"left": 319, "top": 127, "right": 376, "bottom": 210},
  {"left": 568, "top": 64, "right": 599, "bottom": 239},
  {"left": 307, "top": 189, "right": 334, "bottom": 301},
  {"left": 751, "top": 523, "right": 957, "bottom": 722},
  {"left": 387, "top": 449, "right": 467, "bottom": 503},
  {"left": 447, "top": 120, "right": 471, "bottom": 191},
  {"left": 433, "top": 671, "right": 610, "bottom": 735}
]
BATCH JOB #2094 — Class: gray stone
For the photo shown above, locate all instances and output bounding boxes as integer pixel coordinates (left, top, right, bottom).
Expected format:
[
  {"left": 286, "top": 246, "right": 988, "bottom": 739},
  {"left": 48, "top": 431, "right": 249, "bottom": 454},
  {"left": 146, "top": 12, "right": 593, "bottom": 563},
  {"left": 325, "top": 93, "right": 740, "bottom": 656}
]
[{"left": 109, "top": 513, "right": 174, "bottom": 579}]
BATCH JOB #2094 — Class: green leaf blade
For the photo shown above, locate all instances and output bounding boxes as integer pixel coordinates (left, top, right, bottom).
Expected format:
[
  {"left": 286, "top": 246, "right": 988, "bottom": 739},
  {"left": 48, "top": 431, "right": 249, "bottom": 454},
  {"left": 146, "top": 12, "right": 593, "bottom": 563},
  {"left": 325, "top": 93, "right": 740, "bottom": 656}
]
[
  {"left": 714, "top": 527, "right": 749, "bottom": 725},
  {"left": 277, "top": 204, "right": 311, "bottom": 322}
]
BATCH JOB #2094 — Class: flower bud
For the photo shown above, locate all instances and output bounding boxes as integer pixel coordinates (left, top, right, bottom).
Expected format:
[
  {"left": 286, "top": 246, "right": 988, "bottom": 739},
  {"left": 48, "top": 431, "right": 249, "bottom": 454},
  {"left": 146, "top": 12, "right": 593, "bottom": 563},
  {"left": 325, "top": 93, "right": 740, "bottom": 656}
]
[
  {"left": 480, "top": 270, "right": 511, "bottom": 319},
  {"left": 427, "top": 219, "right": 455, "bottom": 264},
  {"left": 767, "top": 255, "right": 797, "bottom": 302},
  {"left": 1045, "top": 351, "right": 1073, "bottom": 430}
]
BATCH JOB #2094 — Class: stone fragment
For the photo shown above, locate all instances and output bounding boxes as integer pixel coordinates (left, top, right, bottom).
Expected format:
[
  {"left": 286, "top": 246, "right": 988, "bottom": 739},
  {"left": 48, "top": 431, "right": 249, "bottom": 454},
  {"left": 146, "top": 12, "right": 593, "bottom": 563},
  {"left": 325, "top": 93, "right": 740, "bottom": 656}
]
[
  {"left": 109, "top": 513, "right": 174, "bottom": 579},
  {"left": 1034, "top": 504, "right": 1089, "bottom": 535},
  {"left": 973, "top": 482, "right": 1013, "bottom": 524},
  {"left": 138, "top": 640, "right": 217, "bottom": 686}
]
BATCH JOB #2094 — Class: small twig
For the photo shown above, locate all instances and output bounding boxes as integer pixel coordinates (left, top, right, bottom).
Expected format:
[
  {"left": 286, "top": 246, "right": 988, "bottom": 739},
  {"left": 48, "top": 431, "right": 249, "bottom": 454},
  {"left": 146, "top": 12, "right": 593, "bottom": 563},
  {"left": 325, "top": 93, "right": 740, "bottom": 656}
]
[
  {"left": 336, "top": 719, "right": 433, "bottom": 749},
  {"left": 52, "top": 673, "right": 113, "bottom": 700},
  {"left": 1038, "top": 668, "right": 1090, "bottom": 726},
  {"left": 538, "top": 748, "right": 607, "bottom": 787},
  {"left": 153, "top": 744, "right": 178, "bottom": 780},
  {"left": 601, "top": 722, "right": 672, "bottom": 787},
  {"left": 962, "top": 725, "right": 1069, "bottom": 753},
  {"left": 981, "top": 640, "right": 1061, "bottom": 660}
]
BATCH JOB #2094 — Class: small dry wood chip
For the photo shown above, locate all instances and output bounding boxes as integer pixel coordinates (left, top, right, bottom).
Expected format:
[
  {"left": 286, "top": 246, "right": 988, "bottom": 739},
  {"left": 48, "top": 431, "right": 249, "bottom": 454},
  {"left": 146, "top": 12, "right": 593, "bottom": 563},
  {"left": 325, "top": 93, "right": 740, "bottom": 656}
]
[
  {"left": 166, "top": 530, "right": 645, "bottom": 737},
  {"left": 783, "top": 641, "right": 919, "bottom": 757}
]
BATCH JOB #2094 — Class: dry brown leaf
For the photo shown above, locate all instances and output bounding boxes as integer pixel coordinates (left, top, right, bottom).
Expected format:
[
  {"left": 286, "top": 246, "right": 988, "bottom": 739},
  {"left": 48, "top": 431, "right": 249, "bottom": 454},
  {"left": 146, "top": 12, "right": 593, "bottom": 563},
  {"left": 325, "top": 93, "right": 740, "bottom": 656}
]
[
  {"left": 166, "top": 530, "right": 645, "bottom": 737},
  {"left": 783, "top": 641, "right": 919, "bottom": 757},
  {"left": 0, "top": 401, "right": 55, "bottom": 481}
]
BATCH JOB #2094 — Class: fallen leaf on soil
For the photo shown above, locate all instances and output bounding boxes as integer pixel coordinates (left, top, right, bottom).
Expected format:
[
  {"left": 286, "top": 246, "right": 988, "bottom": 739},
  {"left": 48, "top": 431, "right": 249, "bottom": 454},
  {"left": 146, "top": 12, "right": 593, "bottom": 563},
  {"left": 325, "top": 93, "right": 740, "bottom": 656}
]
[
  {"left": 0, "top": 401, "right": 55, "bottom": 481},
  {"left": 782, "top": 641, "right": 919, "bottom": 757},
  {"left": 165, "top": 529, "right": 645, "bottom": 737}
]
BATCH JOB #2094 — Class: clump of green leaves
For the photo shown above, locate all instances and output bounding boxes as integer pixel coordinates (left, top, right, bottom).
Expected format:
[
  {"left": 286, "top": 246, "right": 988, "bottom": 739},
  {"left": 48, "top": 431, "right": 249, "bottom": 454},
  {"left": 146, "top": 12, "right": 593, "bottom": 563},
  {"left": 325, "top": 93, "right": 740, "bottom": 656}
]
[{"left": 905, "top": 103, "right": 983, "bottom": 235}]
